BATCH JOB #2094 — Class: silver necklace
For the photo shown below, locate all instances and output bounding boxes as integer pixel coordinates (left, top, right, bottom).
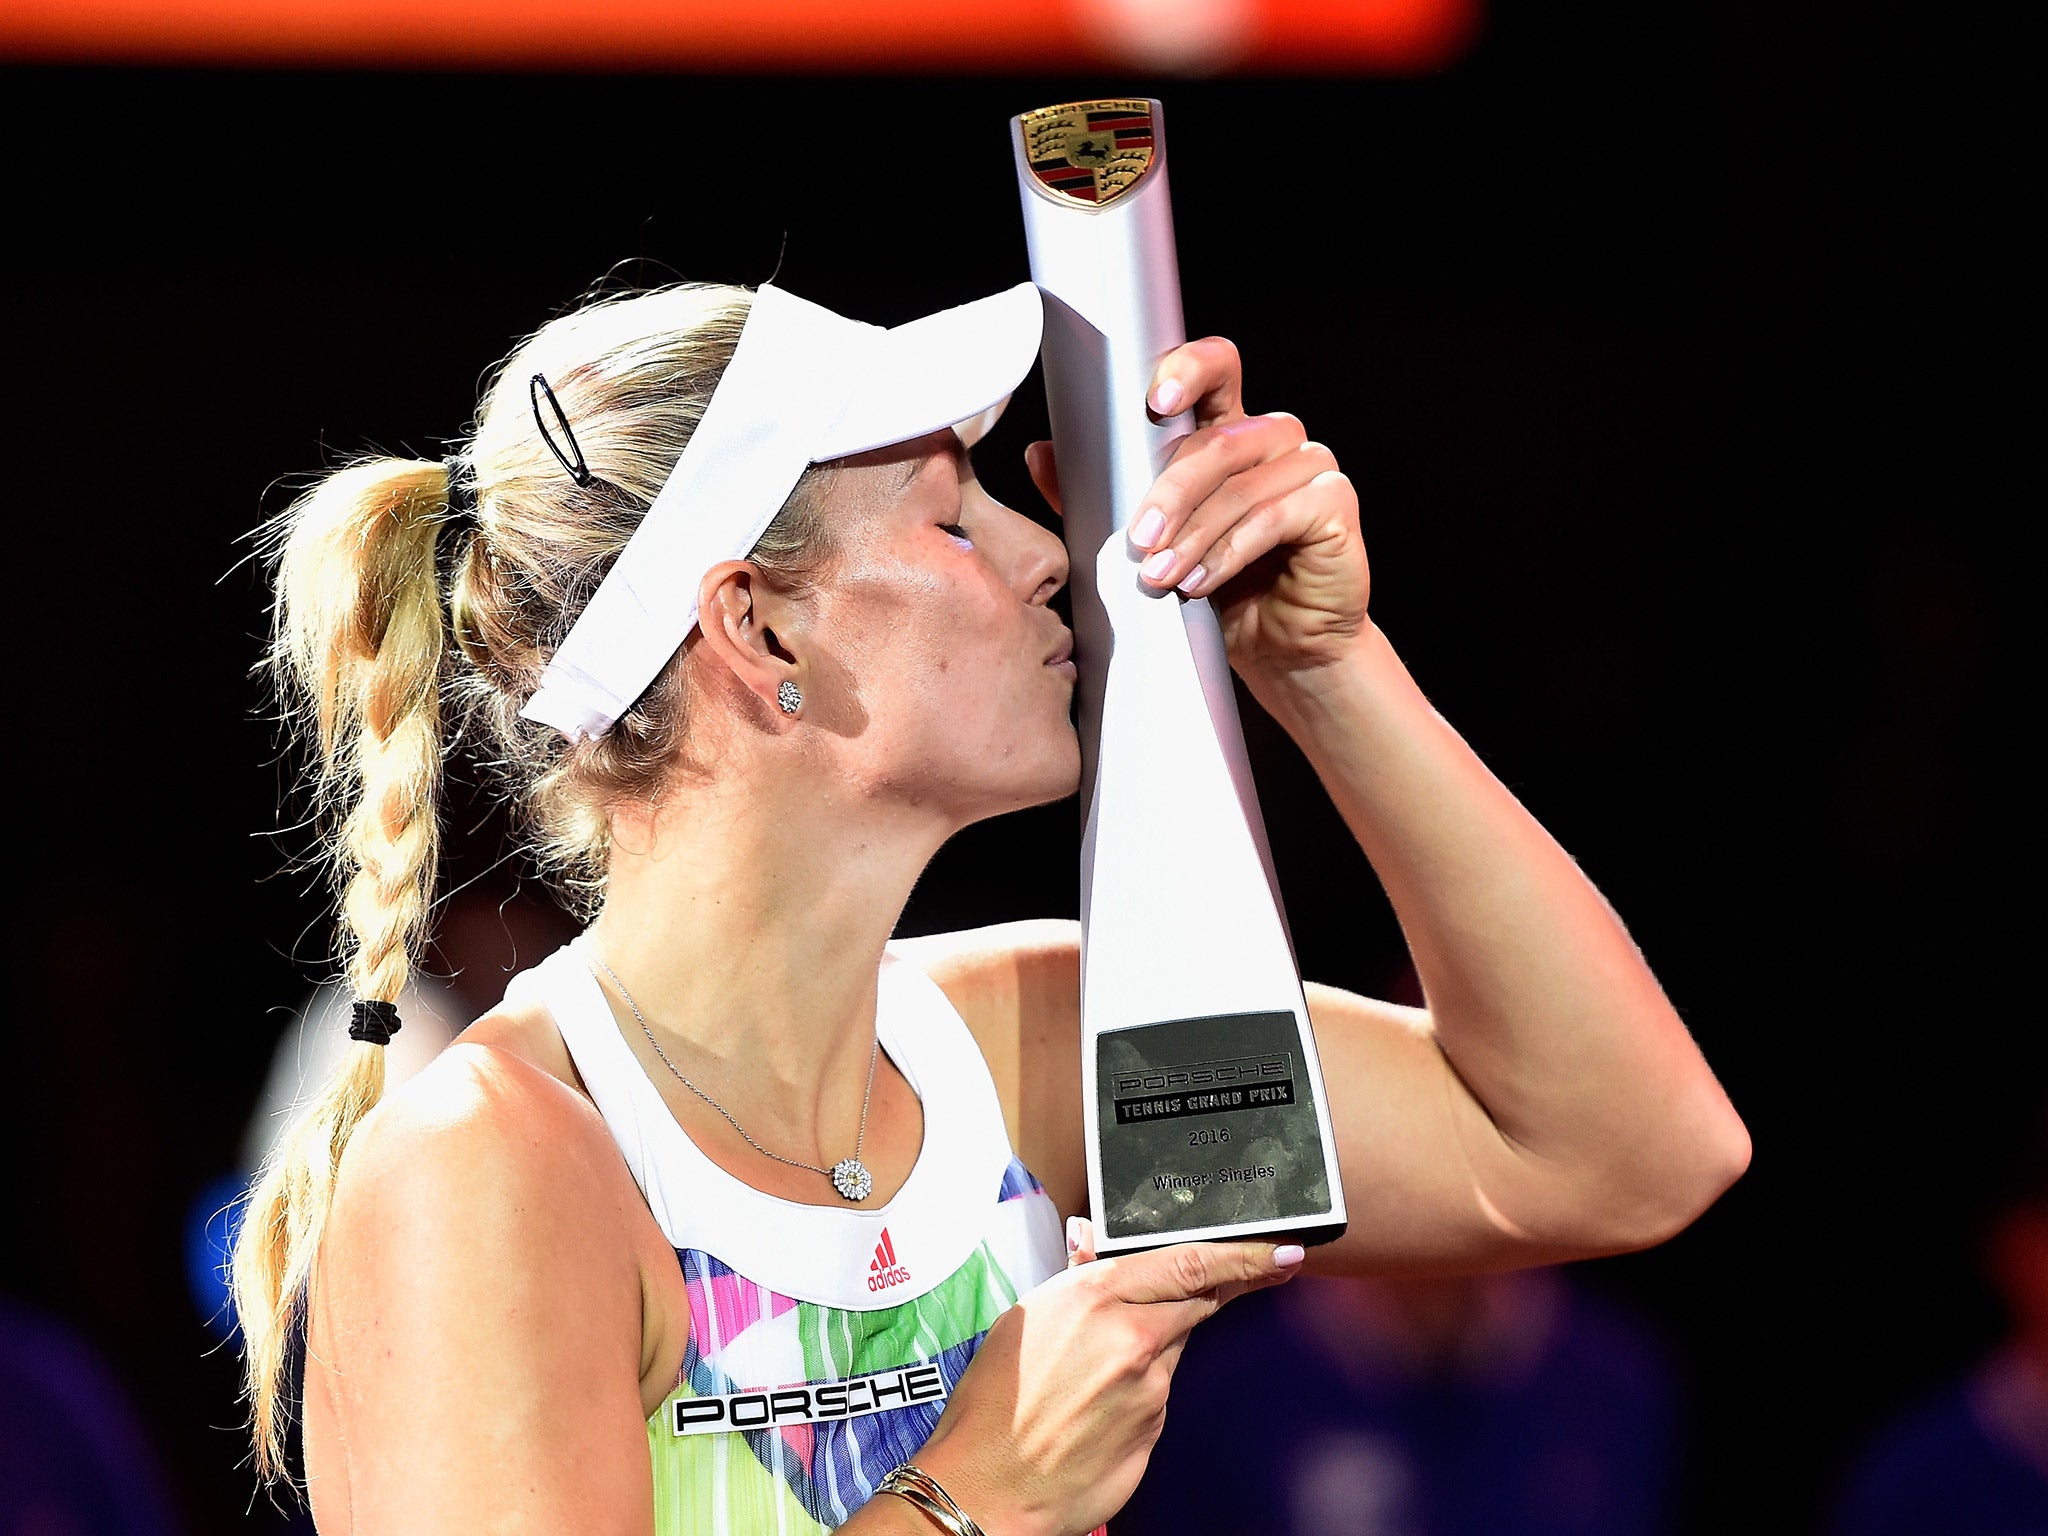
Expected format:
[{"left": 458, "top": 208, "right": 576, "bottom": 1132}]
[{"left": 589, "top": 952, "right": 879, "bottom": 1202}]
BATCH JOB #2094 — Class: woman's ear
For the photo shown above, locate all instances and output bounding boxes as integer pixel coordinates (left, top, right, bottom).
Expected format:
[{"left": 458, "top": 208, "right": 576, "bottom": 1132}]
[{"left": 695, "top": 560, "right": 802, "bottom": 717}]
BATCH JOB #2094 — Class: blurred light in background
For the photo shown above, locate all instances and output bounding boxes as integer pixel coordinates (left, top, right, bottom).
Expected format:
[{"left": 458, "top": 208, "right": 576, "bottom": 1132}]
[{"left": 0, "top": 0, "right": 1479, "bottom": 73}]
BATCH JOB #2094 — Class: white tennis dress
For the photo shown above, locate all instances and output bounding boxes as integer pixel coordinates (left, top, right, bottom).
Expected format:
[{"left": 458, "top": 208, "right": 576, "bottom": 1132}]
[{"left": 503, "top": 934, "right": 1075, "bottom": 1534}]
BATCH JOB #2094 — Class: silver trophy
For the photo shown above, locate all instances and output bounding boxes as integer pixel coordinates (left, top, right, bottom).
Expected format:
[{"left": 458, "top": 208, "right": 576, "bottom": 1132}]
[{"left": 1012, "top": 99, "right": 1347, "bottom": 1255}]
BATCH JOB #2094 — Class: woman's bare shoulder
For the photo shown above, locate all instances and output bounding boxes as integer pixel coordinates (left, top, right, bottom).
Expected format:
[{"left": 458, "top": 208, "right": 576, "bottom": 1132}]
[
  {"left": 330, "top": 1031, "right": 618, "bottom": 1243},
  {"left": 316, "top": 1029, "right": 670, "bottom": 1383},
  {"left": 323, "top": 992, "right": 615, "bottom": 1177},
  {"left": 888, "top": 919, "right": 1080, "bottom": 1059},
  {"left": 452, "top": 993, "right": 590, "bottom": 1094},
  {"left": 307, "top": 1037, "right": 662, "bottom": 1532},
  {"left": 888, "top": 921, "right": 1085, "bottom": 1216},
  {"left": 887, "top": 919, "right": 1080, "bottom": 997}
]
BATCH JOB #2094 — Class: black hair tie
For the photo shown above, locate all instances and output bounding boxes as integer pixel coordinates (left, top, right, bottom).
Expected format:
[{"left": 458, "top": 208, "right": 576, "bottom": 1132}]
[
  {"left": 349, "top": 999, "right": 403, "bottom": 1046},
  {"left": 443, "top": 455, "right": 479, "bottom": 530}
]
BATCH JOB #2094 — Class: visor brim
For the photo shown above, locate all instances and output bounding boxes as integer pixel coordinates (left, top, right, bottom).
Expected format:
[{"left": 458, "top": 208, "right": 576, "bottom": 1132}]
[{"left": 816, "top": 282, "right": 1045, "bottom": 462}]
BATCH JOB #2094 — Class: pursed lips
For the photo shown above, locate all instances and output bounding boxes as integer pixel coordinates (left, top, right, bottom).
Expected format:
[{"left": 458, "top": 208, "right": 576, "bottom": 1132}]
[{"left": 1044, "top": 630, "right": 1077, "bottom": 677}]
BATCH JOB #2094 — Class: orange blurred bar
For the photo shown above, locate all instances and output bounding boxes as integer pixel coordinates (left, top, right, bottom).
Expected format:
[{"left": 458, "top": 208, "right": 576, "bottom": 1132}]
[{"left": 0, "top": 0, "right": 1479, "bottom": 73}]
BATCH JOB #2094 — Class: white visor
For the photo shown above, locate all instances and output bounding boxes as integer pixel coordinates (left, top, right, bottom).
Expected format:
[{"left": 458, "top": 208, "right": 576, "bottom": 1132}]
[{"left": 520, "top": 281, "right": 1046, "bottom": 743}]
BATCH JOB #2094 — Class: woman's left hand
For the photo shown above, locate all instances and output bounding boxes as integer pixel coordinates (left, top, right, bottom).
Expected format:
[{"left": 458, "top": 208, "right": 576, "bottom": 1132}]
[{"left": 1025, "top": 337, "right": 1369, "bottom": 689}]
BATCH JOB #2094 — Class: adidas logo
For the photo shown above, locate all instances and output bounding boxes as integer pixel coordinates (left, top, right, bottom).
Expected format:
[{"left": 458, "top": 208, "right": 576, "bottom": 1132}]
[{"left": 867, "top": 1227, "right": 911, "bottom": 1293}]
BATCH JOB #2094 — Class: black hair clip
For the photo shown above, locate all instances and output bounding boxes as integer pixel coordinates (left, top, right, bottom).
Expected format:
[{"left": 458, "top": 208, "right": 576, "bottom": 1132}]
[
  {"left": 530, "top": 373, "right": 594, "bottom": 487},
  {"left": 348, "top": 999, "right": 403, "bottom": 1047}
]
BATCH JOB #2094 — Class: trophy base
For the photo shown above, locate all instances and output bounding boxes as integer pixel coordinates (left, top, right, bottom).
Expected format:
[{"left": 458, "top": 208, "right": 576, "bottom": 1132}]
[
  {"left": 1089, "top": 1218, "right": 1350, "bottom": 1260},
  {"left": 1090, "top": 1010, "right": 1344, "bottom": 1250}
]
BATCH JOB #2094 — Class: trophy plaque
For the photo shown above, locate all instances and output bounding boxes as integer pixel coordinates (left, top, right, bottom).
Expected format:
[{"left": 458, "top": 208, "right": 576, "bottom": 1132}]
[{"left": 1011, "top": 99, "right": 1348, "bottom": 1255}]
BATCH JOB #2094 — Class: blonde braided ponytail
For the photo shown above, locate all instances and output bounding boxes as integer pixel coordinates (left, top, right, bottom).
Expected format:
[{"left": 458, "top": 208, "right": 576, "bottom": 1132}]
[
  {"left": 233, "top": 456, "right": 455, "bottom": 1481},
  {"left": 232, "top": 281, "right": 840, "bottom": 1489}
]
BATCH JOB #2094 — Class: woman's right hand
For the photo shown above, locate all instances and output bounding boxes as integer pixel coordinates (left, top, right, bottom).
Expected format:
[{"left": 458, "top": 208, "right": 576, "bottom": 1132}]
[{"left": 904, "top": 1221, "right": 1305, "bottom": 1536}]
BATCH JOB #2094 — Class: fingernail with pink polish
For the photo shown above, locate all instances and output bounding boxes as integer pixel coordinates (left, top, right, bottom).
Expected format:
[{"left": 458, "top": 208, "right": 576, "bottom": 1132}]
[
  {"left": 1177, "top": 564, "right": 1207, "bottom": 594},
  {"left": 1152, "top": 378, "right": 1185, "bottom": 415},
  {"left": 1140, "top": 549, "right": 1176, "bottom": 582},
  {"left": 1067, "top": 1217, "right": 1084, "bottom": 1254},
  {"left": 1273, "top": 1244, "right": 1306, "bottom": 1268},
  {"left": 1130, "top": 507, "right": 1167, "bottom": 548}
]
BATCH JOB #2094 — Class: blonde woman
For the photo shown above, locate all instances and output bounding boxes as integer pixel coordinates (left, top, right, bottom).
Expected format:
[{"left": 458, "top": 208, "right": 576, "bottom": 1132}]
[{"left": 234, "top": 278, "right": 1749, "bottom": 1536}]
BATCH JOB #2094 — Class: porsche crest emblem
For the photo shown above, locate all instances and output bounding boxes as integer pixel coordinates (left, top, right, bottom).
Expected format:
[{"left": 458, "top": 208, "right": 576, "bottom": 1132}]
[{"left": 1019, "top": 99, "right": 1157, "bottom": 208}]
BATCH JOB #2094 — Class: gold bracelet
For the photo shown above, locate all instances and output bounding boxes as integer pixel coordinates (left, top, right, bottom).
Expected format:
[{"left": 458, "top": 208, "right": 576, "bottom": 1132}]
[{"left": 876, "top": 1462, "right": 986, "bottom": 1536}]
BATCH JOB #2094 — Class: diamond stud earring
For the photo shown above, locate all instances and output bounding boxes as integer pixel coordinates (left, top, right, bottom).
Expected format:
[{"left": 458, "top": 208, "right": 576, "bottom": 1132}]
[{"left": 777, "top": 680, "right": 802, "bottom": 715}]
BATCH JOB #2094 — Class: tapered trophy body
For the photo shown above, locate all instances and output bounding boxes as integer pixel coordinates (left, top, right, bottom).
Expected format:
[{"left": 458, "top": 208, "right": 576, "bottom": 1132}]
[{"left": 1012, "top": 99, "right": 1347, "bottom": 1255}]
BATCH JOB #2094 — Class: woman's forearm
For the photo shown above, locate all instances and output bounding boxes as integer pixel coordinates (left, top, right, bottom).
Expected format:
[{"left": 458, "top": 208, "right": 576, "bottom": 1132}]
[
  {"left": 1247, "top": 623, "right": 1750, "bottom": 1248},
  {"left": 838, "top": 1492, "right": 946, "bottom": 1536}
]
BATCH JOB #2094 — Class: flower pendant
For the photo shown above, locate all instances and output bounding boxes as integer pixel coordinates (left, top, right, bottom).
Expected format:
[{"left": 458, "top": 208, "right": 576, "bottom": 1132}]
[{"left": 832, "top": 1158, "right": 874, "bottom": 1202}]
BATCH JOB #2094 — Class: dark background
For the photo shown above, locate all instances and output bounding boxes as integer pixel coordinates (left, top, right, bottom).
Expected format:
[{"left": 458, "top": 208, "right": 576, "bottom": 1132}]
[{"left": 0, "top": 3, "right": 2023, "bottom": 1530}]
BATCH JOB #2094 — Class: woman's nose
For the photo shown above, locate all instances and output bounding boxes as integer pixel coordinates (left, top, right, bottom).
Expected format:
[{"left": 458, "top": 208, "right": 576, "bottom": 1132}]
[{"left": 1021, "top": 516, "right": 1069, "bottom": 606}]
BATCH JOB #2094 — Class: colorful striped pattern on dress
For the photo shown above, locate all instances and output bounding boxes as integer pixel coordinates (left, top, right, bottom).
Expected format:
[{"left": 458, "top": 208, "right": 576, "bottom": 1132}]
[{"left": 647, "top": 1158, "right": 1057, "bottom": 1533}]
